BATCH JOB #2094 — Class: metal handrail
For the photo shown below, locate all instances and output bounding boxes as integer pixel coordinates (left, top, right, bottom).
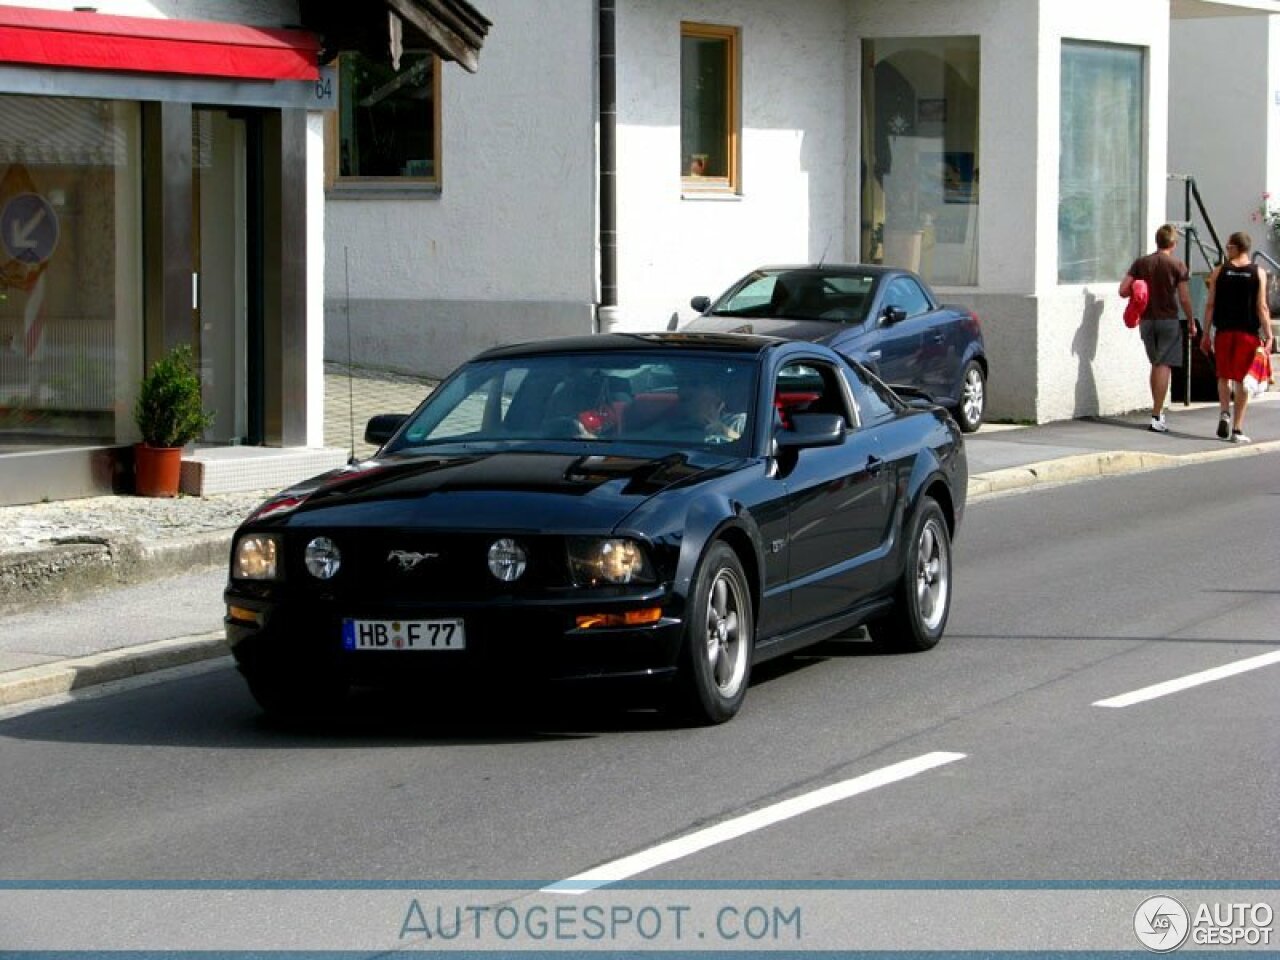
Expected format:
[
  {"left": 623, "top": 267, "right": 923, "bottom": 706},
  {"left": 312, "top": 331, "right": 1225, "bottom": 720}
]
[
  {"left": 1252, "top": 249, "right": 1280, "bottom": 272},
  {"left": 1254, "top": 251, "right": 1280, "bottom": 326},
  {"left": 1168, "top": 174, "right": 1226, "bottom": 403}
]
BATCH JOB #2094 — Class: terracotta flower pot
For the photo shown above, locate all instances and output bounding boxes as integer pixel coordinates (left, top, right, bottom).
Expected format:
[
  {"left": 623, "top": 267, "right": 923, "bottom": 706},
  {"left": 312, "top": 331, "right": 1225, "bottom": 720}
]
[{"left": 134, "top": 443, "right": 183, "bottom": 498}]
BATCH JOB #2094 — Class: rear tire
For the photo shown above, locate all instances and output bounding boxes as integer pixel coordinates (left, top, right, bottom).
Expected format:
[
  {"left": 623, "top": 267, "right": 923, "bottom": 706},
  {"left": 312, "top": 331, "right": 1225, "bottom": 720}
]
[
  {"left": 953, "top": 361, "right": 985, "bottom": 433},
  {"left": 676, "top": 542, "right": 754, "bottom": 724},
  {"left": 869, "top": 497, "right": 951, "bottom": 652}
]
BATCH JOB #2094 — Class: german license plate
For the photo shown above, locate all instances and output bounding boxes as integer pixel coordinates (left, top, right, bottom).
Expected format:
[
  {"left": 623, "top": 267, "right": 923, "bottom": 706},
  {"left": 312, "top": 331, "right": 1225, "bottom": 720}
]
[{"left": 342, "top": 618, "right": 466, "bottom": 651}]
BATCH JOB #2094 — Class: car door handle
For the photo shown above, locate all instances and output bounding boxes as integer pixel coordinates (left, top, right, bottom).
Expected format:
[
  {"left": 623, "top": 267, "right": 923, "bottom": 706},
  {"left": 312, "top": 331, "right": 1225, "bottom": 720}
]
[
  {"left": 867, "top": 349, "right": 882, "bottom": 361},
  {"left": 930, "top": 332, "right": 945, "bottom": 343},
  {"left": 865, "top": 455, "right": 883, "bottom": 477}
]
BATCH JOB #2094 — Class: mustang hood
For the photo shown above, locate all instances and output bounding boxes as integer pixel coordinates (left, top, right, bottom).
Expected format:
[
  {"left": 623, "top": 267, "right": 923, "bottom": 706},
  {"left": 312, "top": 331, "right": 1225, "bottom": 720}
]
[
  {"left": 253, "top": 448, "right": 739, "bottom": 533},
  {"left": 685, "top": 314, "right": 844, "bottom": 344}
]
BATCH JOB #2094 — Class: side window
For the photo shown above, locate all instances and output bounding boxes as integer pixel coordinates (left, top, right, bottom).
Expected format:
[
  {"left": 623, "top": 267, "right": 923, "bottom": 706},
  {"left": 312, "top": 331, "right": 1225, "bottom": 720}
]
[
  {"left": 843, "top": 363, "right": 897, "bottom": 425},
  {"left": 775, "top": 361, "right": 854, "bottom": 428},
  {"left": 681, "top": 22, "right": 739, "bottom": 193},
  {"left": 329, "top": 51, "right": 440, "bottom": 187},
  {"left": 883, "top": 277, "right": 933, "bottom": 318}
]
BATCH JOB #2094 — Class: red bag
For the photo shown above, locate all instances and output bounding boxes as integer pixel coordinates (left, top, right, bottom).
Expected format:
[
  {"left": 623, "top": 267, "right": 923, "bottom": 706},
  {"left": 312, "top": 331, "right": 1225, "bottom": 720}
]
[
  {"left": 1242, "top": 347, "right": 1272, "bottom": 398},
  {"left": 1123, "top": 279, "right": 1148, "bottom": 329}
]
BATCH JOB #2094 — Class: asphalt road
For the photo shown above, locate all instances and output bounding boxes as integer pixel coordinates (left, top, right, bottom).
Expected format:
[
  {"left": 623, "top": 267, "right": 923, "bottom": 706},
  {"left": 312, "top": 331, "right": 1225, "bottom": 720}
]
[{"left": 1, "top": 454, "right": 1277, "bottom": 887}]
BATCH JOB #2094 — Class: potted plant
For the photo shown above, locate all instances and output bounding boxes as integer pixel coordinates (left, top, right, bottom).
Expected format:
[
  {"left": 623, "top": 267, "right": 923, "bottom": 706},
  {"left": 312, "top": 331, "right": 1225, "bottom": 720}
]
[{"left": 133, "top": 344, "right": 213, "bottom": 497}]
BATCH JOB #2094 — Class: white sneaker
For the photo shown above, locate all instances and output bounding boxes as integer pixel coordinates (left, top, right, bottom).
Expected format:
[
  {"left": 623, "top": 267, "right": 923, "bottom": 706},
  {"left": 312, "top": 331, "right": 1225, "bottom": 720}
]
[
  {"left": 1231, "top": 429, "right": 1251, "bottom": 444},
  {"left": 1217, "top": 412, "right": 1231, "bottom": 440},
  {"left": 1149, "top": 414, "right": 1168, "bottom": 433}
]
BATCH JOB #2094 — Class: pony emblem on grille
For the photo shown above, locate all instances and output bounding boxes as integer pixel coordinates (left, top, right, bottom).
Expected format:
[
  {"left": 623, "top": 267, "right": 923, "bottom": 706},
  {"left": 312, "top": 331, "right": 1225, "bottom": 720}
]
[{"left": 387, "top": 550, "right": 439, "bottom": 572}]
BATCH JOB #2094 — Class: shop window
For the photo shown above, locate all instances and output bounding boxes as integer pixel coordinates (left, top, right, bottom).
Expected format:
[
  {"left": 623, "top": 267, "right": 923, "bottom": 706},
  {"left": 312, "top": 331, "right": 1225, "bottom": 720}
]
[
  {"left": 860, "top": 37, "right": 980, "bottom": 286},
  {"left": 1058, "top": 41, "right": 1143, "bottom": 284},
  {"left": 681, "top": 23, "right": 739, "bottom": 193},
  {"left": 330, "top": 51, "right": 440, "bottom": 185},
  {"left": 0, "top": 95, "right": 141, "bottom": 449}
]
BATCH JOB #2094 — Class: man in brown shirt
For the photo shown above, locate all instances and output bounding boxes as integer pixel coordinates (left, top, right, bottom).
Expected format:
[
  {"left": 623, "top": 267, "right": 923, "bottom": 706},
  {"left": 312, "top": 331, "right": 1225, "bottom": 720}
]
[{"left": 1120, "top": 224, "right": 1197, "bottom": 432}]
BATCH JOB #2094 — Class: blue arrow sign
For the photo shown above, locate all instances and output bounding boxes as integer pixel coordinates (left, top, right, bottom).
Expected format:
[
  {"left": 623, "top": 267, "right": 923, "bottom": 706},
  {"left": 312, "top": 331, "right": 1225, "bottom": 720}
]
[{"left": 1, "top": 193, "right": 59, "bottom": 265}]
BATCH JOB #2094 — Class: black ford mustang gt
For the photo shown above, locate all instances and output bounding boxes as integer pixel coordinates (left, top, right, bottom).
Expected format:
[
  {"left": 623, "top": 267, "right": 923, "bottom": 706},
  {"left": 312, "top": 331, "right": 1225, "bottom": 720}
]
[{"left": 225, "top": 332, "right": 967, "bottom": 724}]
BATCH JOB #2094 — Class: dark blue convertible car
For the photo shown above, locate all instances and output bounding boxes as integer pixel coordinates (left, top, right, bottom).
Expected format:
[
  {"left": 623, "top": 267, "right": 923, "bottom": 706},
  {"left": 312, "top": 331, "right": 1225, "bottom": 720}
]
[
  {"left": 685, "top": 264, "right": 989, "bottom": 432},
  {"left": 225, "top": 333, "right": 967, "bottom": 724}
]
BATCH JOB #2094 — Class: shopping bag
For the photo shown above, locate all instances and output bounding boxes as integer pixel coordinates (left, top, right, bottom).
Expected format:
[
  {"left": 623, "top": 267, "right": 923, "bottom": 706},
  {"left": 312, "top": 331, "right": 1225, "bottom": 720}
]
[
  {"left": 1242, "top": 347, "right": 1272, "bottom": 398},
  {"left": 1123, "top": 279, "right": 1148, "bottom": 329}
]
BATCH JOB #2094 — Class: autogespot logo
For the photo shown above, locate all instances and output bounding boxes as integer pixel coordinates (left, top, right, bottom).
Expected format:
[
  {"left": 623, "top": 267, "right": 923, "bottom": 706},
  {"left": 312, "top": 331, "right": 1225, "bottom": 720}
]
[{"left": 1135, "top": 895, "right": 1190, "bottom": 952}]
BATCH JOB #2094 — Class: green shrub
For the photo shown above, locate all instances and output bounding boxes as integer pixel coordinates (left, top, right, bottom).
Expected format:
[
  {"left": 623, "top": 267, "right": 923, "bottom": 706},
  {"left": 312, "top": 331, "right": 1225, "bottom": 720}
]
[{"left": 134, "top": 344, "right": 214, "bottom": 448}]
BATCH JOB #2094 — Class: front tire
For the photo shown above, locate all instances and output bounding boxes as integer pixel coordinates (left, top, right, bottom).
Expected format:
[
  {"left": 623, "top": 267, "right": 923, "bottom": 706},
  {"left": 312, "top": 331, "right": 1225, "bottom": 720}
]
[
  {"left": 677, "top": 542, "right": 754, "bottom": 724},
  {"left": 869, "top": 497, "right": 951, "bottom": 652},
  {"left": 953, "top": 360, "right": 985, "bottom": 433}
]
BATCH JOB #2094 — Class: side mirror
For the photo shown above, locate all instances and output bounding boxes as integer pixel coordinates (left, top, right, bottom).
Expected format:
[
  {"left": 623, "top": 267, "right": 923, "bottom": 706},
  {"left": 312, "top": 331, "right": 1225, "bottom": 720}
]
[
  {"left": 883, "top": 305, "right": 907, "bottom": 325},
  {"left": 775, "top": 412, "right": 846, "bottom": 450},
  {"left": 690, "top": 295, "right": 711, "bottom": 313},
  {"left": 364, "top": 413, "right": 408, "bottom": 446}
]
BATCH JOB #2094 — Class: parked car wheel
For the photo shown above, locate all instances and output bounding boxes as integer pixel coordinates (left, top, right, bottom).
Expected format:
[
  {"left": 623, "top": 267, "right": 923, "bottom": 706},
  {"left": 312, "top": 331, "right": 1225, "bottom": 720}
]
[
  {"left": 678, "top": 541, "right": 753, "bottom": 724},
  {"left": 953, "top": 361, "right": 985, "bottom": 433},
  {"left": 870, "top": 497, "right": 951, "bottom": 652}
]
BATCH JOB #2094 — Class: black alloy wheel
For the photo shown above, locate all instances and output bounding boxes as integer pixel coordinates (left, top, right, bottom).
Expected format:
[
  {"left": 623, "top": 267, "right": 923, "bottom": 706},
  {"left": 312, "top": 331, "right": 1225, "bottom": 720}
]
[
  {"left": 678, "top": 541, "right": 754, "bottom": 724},
  {"left": 954, "top": 360, "right": 986, "bottom": 433},
  {"left": 869, "top": 496, "right": 951, "bottom": 652}
]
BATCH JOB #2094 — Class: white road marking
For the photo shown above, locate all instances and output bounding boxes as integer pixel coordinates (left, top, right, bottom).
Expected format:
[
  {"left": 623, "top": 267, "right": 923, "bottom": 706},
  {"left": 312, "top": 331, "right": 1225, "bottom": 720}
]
[
  {"left": 544, "top": 750, "right": 966, "bottom": 894},
  {"left": 1093, "top": 650, "right": 1280, "bottom": 709}
]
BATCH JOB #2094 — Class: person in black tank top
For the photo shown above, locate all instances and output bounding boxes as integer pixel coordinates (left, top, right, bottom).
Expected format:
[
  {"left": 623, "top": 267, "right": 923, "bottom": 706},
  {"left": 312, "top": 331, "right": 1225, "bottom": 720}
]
[{"left": 1200, "top": 231, "right": 1275, "bottom": 442}]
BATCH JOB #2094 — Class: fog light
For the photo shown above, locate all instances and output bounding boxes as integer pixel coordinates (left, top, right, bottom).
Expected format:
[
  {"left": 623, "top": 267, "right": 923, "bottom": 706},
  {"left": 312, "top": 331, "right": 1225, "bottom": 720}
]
[
  {"left": 488, "top": 538, "right": 527, "bottom": 581},
  {"left": 305, "top": 536, "right": 341, "bottom": 579}
]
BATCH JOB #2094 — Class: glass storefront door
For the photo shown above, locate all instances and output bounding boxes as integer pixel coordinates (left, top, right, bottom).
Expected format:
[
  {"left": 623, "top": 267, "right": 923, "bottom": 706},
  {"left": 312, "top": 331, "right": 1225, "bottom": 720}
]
[{"left": 193, "top": 108, "right": 248, "bottom": 445}]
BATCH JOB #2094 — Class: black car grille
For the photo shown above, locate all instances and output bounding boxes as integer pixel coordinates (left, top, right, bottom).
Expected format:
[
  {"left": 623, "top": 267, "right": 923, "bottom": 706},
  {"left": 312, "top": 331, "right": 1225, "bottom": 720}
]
[{"left": 284, "top": 530, "right": 570, "bottom": 603}]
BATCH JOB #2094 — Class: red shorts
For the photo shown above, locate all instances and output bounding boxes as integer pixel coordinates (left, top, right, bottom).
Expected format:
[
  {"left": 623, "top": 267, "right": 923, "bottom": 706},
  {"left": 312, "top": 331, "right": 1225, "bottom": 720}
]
[{"left": 1214, "top": 330, "right": 1261, "bottom": 381}]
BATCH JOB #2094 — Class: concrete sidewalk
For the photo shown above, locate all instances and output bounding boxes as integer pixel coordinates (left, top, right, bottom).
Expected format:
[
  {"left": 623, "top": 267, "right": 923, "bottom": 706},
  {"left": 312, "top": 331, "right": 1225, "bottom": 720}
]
[{"left": 1, "top": 374, "right": 1277, "bottom": 709}]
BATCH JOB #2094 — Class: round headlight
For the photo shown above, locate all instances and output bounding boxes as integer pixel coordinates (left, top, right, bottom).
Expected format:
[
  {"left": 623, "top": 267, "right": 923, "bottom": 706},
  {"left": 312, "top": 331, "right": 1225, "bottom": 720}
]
[
  {"left": 305, "top": 536, "right": 341, "bottom": 579},
  {"left": 233, "top": 534, "right": 279, "bottom": 580},
  {"left": 487, "top": 538, "right": 527, "bottom": 582}
]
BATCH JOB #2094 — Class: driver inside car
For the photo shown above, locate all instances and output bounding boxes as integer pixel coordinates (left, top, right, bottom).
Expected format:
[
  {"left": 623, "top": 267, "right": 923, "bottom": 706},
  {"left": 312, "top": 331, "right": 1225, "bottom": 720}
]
[{"left": 669, "top": 376, "right": 746, "bottom": 443}]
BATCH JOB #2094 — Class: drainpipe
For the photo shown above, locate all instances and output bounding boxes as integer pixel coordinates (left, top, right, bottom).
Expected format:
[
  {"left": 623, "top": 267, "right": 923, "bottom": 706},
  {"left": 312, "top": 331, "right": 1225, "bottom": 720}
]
[{"left": 597, "top": 0, "right": 618, "bottom": 333}]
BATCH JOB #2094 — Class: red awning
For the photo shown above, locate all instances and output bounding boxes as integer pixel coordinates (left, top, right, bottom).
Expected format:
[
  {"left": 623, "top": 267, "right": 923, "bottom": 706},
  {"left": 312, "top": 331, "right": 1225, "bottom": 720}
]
[{"left": 0, "top": 6, "right": 320, "bottom": 82}]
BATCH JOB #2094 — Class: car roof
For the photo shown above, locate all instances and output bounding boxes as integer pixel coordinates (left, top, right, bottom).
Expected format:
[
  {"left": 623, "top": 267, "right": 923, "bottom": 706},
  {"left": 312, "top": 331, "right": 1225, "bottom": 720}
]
[
  {"left": 473, "top": 331, "right": 788, "bottom": 361},
  {"left": 749, "top": 263, "right": 901, "bottom": 278}
]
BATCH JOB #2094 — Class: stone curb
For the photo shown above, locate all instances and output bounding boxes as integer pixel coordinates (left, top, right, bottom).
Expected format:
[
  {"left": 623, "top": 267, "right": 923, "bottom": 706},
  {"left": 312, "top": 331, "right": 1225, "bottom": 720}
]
[
  {"left": 0, "top": 530, "right": 231, "bottom": 614},
  {"left": 0, "top": 632, "right": 229, "bottom": 708},
  {"left": 967, "top": 439, "right": 1280, "bottom": 500}
]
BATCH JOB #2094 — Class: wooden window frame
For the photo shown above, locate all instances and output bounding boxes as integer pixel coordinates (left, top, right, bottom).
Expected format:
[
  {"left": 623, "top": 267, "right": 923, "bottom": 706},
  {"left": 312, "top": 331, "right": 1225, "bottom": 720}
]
[
  {"left": 680, "top": 22, "right": 740, "bottom": 195},
  {"left": 325, "top": 51, "right": 442, "bottom": 191}
]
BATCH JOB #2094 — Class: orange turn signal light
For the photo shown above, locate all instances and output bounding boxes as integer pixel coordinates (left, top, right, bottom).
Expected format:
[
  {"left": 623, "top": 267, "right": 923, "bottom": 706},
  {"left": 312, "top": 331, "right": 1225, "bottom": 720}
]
[
  {"left": 575, "top": 607, "right": 663, "bottom": 630},
  {"left": 227, "top": 605, "right": 261, "bottom": 625}
]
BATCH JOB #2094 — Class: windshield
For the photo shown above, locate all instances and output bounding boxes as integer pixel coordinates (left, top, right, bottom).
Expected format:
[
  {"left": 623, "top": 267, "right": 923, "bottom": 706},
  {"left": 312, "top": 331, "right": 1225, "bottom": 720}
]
[
  {"left": 711, "top": 269, "right": 876, "bottom": 323},
  {"left": 385, "top": 352, "right": 757, "bottom": 456}
]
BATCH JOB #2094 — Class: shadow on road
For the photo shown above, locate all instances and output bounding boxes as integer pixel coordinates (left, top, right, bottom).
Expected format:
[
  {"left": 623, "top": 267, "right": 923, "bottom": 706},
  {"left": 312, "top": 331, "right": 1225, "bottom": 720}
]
[{"left": 0, "top": 632, "right": 902, "bottom": 747}]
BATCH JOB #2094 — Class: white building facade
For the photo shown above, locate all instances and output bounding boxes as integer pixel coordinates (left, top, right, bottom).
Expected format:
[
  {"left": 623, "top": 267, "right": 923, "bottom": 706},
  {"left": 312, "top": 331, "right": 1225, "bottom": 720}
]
[{"left": 327, "top": 0, "right": 1280, "bottom": 424}]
